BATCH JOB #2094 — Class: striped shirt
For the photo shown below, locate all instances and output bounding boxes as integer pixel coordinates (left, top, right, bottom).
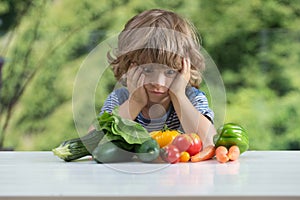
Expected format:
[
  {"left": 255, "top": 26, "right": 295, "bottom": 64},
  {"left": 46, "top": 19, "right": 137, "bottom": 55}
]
[{"left": 100, "top": 86, "right": 214, "bottom": 132}]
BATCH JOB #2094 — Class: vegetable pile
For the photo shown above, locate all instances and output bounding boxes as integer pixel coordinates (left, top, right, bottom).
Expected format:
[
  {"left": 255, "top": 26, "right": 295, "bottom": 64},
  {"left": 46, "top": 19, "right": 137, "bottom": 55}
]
[
  {"left": 150, "top": 122, "right": 249, "bottom": 164},
  {"left": 53, "top": 109, "right": 249, "bottom": 164}
]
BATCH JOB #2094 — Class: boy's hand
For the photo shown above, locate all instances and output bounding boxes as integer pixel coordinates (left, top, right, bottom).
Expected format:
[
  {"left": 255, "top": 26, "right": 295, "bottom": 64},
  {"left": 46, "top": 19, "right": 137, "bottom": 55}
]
[
  {"left": 169, "top": 58, "right": 191, "bottom": 97},
  {"left": 126, "top": 64, "right": 148, "bottom": 108}
]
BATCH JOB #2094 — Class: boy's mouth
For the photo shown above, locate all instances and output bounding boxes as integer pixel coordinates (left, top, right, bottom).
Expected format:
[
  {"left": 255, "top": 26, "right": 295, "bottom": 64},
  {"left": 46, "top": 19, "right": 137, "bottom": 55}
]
[{"left": 149, "top": 90, "right": 166, "bottom": 95}]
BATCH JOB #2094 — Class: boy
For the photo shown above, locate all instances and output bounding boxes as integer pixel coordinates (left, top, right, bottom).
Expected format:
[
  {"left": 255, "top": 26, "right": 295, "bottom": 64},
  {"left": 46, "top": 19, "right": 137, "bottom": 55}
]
[{"left": 101, "top": 9, "right": 216, "bottom": 147}]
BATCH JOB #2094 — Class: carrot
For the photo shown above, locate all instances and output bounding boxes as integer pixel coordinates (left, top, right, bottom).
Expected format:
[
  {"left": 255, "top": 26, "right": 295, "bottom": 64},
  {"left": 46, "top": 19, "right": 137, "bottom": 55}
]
[
  {"left": 228, "top": 145, "right": 240, "bottom": 161},
  {"left": 216, "top": 152, "right": 229, "bottom": 163},
  {"left": 190, "top": 145, "right": 215, "bottom": 162},
  {"left": 215, "top": 146, "right": 227, "bottom": 155},
  {"left": 215, "top": 146, "right": 229, "bottom": 163}
]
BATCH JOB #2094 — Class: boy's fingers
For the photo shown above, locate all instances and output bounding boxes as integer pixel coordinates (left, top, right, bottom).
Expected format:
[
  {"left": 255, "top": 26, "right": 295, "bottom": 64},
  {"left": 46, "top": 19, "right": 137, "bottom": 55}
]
[
  {"left": 128, "top": 63, "right": 138, "bottom": 76},
  {"left": 187, "top": 58, "right": 191, "bottom": 71},
  {"left": 132, "top": 67, "right": 142, "bottom": 82},
  {"left": 182, "top": 58, "right": 191, "bottom": 82},
  {"left": 127, "top": 67, "right": 134, "bottom": 78},
  {"left": 137, "top": 73, "right": 145, "bottom": 88},
  {"left": 181, "top": 58, "right": 185, "bottom": 73},
  {"left": 181, "top": 58, "right": 186, "bottom": 74},
  {"left": 128, "top": 66, "right": 144, "bottom": 91},
  {"left": 182, "top": 58, "right": 191, "bottom": 73}
]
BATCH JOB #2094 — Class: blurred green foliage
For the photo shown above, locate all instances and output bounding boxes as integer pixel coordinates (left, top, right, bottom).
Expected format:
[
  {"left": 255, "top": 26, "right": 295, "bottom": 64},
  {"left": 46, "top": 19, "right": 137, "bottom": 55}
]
[{"left": 0, "top": 0, "right": 299, "bottom": 150}]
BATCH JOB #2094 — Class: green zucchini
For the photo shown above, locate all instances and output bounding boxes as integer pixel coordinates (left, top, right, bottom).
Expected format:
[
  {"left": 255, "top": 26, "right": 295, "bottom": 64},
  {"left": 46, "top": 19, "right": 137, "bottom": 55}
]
[
  {"left": 92, "top": 141, "right": 135, "bottom": 163},
  {"left": 135, "top": 139, "right": 160, "bottom": 163},
  {"left": 52, "top": 129, "right": 104, "bottom": 161}
]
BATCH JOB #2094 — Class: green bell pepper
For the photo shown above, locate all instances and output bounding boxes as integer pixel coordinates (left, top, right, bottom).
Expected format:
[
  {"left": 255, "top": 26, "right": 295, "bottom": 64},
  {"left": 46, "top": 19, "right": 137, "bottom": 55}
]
[{"left": 213, "top": 123, "right": 249, "bottom": 154}]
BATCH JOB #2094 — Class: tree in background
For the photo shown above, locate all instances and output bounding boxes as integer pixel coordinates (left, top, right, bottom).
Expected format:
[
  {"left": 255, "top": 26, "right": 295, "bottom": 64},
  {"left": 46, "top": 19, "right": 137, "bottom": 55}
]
[
  {"left": 0, "top": 0, "right": 119, "bottom": 149},
  {"left": 192, "top": 0, "right": 300, "bottom": 149},
  {"left": 0, "top": 0, "right": 37, "bottom": 149}
]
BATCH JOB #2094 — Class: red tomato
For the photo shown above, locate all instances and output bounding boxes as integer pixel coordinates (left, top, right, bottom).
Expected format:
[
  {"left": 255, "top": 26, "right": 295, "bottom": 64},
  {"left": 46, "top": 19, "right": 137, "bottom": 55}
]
[
  {"left": 186, "top": 133, "right": 203, "bottom": 156},
  {"left": 172, "top": 134, "right": 192, "bottom": 152},
  {"left": 160, "top": 144, "right": 180, "bottom": 164}
]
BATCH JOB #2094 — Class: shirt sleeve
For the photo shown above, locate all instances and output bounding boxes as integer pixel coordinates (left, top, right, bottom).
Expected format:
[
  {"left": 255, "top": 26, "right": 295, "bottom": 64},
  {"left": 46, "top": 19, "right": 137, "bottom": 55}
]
[
  {"left": 99, "top": 88, "right": 129, "bottom": 115},
  {"left": 186, "top": 87, "right": 215, "bottom": 123}
]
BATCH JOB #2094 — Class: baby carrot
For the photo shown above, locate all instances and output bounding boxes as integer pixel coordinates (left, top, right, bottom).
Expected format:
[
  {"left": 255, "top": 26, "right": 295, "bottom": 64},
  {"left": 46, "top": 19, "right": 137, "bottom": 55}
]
[
  {"left": 215, "top": 146, "right": 229, "bottom": 163},
  {"left": 228, "top": 145, "right": 240, "bottom": 161},
  {"left": 215, "top": 146, "right": 227, "bottom": 156}
]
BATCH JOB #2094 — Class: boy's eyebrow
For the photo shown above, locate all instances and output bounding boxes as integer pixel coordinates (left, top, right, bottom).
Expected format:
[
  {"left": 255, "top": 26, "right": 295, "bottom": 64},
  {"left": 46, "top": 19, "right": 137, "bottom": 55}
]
[{"left": 140, "top": 65, "right": 179, "bottom": 71}]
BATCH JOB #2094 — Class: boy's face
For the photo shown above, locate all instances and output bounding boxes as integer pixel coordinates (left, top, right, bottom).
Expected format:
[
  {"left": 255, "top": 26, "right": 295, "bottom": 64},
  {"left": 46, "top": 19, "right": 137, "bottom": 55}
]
[{"left": 140, "top": 64, "right": 178, "bottom": 103}]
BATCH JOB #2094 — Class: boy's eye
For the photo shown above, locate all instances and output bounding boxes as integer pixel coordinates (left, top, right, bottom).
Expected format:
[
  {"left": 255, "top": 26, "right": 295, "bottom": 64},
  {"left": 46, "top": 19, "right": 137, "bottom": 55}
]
[
  {"left": 142, "top": 66, "right": 154, "bottom": 73},
  {"left": 165, "top": 69, "right": 177, "bottom": 77}
]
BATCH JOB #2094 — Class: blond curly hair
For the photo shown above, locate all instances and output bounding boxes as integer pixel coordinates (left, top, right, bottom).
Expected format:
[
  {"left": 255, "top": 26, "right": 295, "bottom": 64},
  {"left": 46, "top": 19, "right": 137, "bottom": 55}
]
[{"left": 108, "top": 9, "right": 205, "bottom": 88}]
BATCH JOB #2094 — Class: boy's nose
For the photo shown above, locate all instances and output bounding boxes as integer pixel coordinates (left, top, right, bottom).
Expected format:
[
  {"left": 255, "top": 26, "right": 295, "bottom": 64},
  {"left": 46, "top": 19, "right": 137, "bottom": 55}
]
[{"left": 151, "top": 72, "right": 166, "bottom": 86}]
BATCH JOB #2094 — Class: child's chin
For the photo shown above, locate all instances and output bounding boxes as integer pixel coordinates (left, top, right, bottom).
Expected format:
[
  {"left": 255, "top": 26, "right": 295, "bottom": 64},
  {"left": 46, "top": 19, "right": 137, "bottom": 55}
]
[{"left": 148, "top": 95, "right": 170, "bottom": 104}]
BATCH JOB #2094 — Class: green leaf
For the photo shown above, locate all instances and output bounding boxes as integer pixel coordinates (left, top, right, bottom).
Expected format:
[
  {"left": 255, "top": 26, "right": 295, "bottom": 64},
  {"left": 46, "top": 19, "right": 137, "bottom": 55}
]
[{"left": 97, "top": 108, "right": 150, "bottom": 145}]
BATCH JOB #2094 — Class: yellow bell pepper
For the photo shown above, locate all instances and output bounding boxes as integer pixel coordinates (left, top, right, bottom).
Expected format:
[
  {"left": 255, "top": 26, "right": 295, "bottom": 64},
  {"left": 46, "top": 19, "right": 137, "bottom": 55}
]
[{"left": 150, "top": 126, "right": 180, "bottom": 148}]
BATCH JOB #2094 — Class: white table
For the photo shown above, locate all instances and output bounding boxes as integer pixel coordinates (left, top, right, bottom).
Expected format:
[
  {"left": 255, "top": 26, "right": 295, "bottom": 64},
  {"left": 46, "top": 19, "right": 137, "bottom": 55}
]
[{"left": 0, "top": 151, "right": 300, "bottom": 200}]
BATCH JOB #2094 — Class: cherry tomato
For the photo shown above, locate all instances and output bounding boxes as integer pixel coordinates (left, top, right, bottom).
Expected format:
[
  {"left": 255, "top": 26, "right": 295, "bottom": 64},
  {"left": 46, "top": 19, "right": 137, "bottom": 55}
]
[
  {"left": 160, "top": 144, "right": 180, "bottom": 164},
  {"left": 179, "top": 151, "right": 190, "bottom": 162},
  {"left": 186, "top": 133, "right": 203, "bottom": 156},
  {"left": 172, "top": 134, "right": 192, "bottom": 152}
]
